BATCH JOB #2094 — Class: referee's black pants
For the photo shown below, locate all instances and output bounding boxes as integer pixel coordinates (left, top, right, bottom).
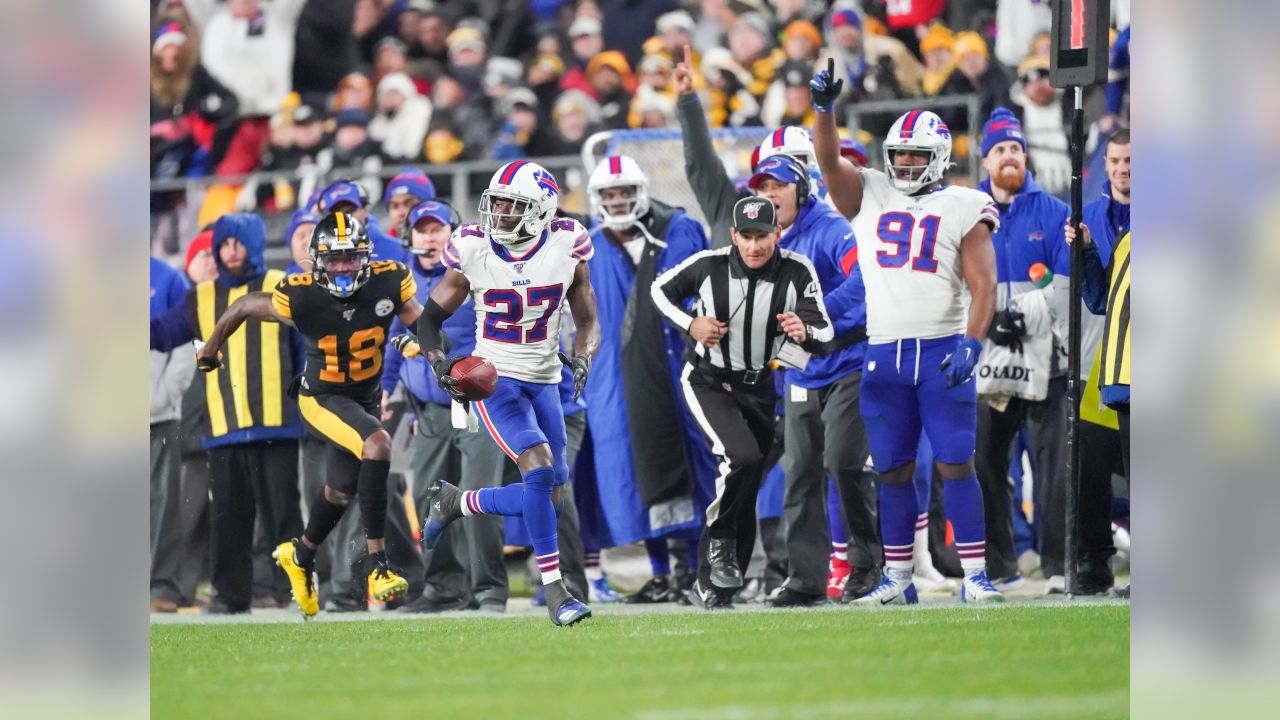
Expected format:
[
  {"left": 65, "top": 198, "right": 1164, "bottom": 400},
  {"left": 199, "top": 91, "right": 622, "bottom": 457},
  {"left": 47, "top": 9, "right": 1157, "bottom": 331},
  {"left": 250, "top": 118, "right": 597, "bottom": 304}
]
[
  {"left": 208, "top": 440, "right": 302, "bottom": 611},
  {"left": 680, "top": 365, "right": 776, "bottom": 594}
]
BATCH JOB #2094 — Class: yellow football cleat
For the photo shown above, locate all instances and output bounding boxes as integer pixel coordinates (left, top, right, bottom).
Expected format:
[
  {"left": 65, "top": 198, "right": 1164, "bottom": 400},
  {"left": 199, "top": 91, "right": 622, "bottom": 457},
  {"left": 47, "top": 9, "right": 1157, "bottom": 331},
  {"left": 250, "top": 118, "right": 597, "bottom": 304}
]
[
  {"left": 368, "top": 565, "right": 409, "bottom": 602},
  {"left": 273, "top": 539, "right": 319, "bottom": 618}
]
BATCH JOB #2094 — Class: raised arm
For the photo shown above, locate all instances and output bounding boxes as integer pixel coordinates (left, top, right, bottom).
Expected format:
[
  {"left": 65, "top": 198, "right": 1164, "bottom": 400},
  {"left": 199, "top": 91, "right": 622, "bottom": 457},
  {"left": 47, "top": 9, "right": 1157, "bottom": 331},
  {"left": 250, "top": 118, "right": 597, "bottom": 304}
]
[
  {"left": 195, "top": 291, "right": 292, "bottom": 370},
  {"left": 810, "top": 59, "right": 865, "bottom": 220},
  {"left": 674, "top": 45, "right": 741, "bottom": 248},
  {"left": 960, "top": 223, "right": 997, "bottom": 342}
]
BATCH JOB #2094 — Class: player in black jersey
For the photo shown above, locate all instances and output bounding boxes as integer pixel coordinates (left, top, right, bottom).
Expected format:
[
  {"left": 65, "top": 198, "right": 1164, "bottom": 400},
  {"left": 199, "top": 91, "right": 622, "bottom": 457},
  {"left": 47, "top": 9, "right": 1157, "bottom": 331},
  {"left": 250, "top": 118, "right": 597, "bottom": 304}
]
[{"left": 196, "top": 211, "right": 423, "bottom": 618}]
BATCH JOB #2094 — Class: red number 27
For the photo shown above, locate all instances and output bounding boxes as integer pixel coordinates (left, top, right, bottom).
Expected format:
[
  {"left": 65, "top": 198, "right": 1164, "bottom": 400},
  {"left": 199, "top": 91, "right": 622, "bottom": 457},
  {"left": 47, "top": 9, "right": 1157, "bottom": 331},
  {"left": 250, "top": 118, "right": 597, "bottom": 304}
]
[{"left": 875, "top": 212, "right": 941, "bottom": 273}]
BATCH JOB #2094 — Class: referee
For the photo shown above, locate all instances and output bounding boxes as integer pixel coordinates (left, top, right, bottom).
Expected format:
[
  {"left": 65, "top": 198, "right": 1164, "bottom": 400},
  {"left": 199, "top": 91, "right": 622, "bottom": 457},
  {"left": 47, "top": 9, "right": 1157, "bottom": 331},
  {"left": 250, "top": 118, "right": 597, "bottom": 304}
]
[{"left": 651, "top": 196, "right": 835, "bottom": 609}]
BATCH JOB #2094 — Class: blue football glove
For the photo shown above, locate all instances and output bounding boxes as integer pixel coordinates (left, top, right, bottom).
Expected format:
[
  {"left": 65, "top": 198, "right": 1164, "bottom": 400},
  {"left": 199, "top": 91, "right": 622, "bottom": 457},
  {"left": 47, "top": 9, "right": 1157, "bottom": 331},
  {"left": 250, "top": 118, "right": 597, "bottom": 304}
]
[
  {"left": 809, "top": 58, "right": 844, "bottom": 113},
  {"left": 939, "top": 336, "right": 983, "bottom": 389}
]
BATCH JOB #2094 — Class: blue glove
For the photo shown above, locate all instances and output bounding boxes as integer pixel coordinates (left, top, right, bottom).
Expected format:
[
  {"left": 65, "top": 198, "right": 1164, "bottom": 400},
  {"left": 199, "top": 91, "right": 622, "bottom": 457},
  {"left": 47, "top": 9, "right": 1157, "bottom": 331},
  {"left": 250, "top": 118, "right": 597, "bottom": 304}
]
[
  {"left": 939, "top": 336, "right": 983, "bottom": 389},
  {"left": 809, "top": 58, "right": 844, "bottom": 113}
]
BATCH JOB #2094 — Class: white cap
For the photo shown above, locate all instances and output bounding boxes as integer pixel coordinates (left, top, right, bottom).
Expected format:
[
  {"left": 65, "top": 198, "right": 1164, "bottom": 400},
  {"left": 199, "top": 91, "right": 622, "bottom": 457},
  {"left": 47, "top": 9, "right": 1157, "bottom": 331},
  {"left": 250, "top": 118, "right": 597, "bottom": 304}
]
[
  {"left": 656, "top": 10, "right": 695, "bottom": 35},
  {"left": 568, "top": 16, "right": 602, "bottom": 38}
]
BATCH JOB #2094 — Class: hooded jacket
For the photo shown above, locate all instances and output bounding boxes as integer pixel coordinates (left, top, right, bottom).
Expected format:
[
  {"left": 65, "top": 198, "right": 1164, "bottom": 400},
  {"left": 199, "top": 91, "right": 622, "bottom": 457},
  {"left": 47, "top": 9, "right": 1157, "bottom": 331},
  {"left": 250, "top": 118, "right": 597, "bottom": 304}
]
[{"left": 150, "top": 213, "right": 304, "bottom": 447}]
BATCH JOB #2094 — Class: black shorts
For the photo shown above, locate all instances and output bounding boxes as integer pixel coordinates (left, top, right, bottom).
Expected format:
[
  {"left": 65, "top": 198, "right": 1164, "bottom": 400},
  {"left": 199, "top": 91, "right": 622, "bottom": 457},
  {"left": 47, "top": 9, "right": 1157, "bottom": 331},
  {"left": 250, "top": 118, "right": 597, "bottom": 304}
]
[{"left": 297, "top": 392, "right": 382, "bottom": 460}]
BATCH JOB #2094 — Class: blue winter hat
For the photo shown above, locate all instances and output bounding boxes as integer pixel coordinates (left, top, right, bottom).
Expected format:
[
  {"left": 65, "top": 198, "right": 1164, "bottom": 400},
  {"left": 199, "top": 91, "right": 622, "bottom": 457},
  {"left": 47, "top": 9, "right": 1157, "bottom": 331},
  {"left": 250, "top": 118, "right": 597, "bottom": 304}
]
[
  {"left": 408, "top": 199, "right": 453, "bottom": 228},
  {"left": 285, "top": 210, "right": 320, "bottom": 244},
  {"left": 383, "top": 167, "right": 437, "bottom": 204},
  {"left": 981, "top": 107, "right": 1027, "bottom": 157},
  {"left": 748, "top": 154, "right": 804, "bottom": 189},
  {"left": 319, "top": 181, "right": 366, "bottom": 211}
]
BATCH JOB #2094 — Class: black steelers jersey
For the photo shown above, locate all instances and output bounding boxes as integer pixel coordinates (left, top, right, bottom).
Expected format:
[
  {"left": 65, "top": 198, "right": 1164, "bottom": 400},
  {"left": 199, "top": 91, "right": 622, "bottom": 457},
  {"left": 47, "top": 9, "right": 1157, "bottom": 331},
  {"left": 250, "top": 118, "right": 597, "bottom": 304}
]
[{"left": 272, "top": 260, "right": 416, "bottom": 400}]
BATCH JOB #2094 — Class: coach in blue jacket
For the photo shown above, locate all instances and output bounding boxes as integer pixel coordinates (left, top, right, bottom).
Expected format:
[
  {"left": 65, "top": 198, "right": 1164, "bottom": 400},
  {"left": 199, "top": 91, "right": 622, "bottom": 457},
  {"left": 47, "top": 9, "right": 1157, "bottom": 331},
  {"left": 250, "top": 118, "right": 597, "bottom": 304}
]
[
  {"left": 747, "top": 155, "right": 878, "bottom": 607},
  {"left": 977, "top": 108, "right": 1073, "bottom": 590}
]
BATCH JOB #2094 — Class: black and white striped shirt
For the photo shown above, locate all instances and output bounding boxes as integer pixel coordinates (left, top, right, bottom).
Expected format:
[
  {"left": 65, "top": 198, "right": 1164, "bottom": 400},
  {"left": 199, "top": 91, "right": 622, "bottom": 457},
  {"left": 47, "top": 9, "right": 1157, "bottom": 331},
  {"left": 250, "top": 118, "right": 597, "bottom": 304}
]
[{"left": 651, "top": 246, "right": 834, "bottom": 372}]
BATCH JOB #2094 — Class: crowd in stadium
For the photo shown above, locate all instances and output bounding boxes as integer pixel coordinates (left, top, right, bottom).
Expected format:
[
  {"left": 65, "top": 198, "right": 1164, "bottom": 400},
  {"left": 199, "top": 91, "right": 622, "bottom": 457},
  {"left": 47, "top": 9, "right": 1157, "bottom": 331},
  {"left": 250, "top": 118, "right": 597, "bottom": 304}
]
[{"left": 149, "top": 0, "right": 1131, "bottom": 615}]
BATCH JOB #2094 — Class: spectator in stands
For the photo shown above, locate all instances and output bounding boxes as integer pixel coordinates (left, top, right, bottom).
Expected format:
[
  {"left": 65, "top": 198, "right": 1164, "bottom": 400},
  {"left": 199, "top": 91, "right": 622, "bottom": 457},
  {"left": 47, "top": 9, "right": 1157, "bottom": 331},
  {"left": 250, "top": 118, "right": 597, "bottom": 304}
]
[
  {"left": 382, "top": 168, "right": 437, "bottom": 237},
  {"left": 772, "top": 0, "right": 827, "bottom": 31},
  {"left": 883, "top": 0, "right": 947, "bottom": 56},
  {"left": 587, "top": 51, "right": 636, "bottom": 129},
  {"left": 352, "top": 0, "right": 392, "bottom": 62},
  {"left": 150, "top": 255, "right": 193, "bottom": 613},
  {"left": 727, "top": 13, "right": 778, "bottom": 99},
  {"left": 322, "top": 108, "right": 382, "bottom": 169},
  {"left": 370, "top": 72, "right": 432, "bottom": 162},
  {"left": 1099, "top": 25, "right": 1130, "bottom": 134},
  {"left": 994, "top": 0, "right": 1052, "bottom": 69},
  {"left": 375, "top": 37, "right": 430, "bottom": 95},
  {"left": 292, "top": 0, "right": 360, "bottom": 98},
  {"left": 489, "top": 88, "right": 554, "bottom": 158},
  {"left": 761, "top": 60, "right": 816, "bottom": 128},
  {"left": 562, "top": 16, "right": 606, "bottom": 97},
  {"left": 817, "top": 3, "right": 923, "bottom": 114},
  {"left": 150, "top": 214, "right": 305, "bottom": 614},
  {"left": 630, "top": 87, "right": 678, "bottom": 129},
  {"left": 425, "top": 75, "right": 483, "bottom": 163},
  {"left": 600, "top": 0, "right": 678, "bottom": 67},
  {"left": 483, "top": 56, "right": 526, "bottom": 115},
  {"left": 334, "top": 72, "right": 375, "bottom": 112},
  {"left": 937, "top": 31, "right": 1013, "bottom": 132},
  {"left": 692, "top": 0, "right": 734, "bottom": 53},
  {"left": 699, "top": 47, "right": 762, "bottom": 127},
  {"left": 548, "top": 90, "right": 604, "bottom": 155},
  {"left": 919, "top": 23, "right": 957, "bottom": 96},
  {"left": 780, "top": 19, "right": 823, "bottom": 64},
  {"left": 260, "top": 104, "right": 327, "bottom": 175},
  {"left": 446, "top": 26, "right": 488, "bottom": 95},
  {"left": 412, "top": 3, "right": 452, "bottom": 67},
  {"left": 655, "top": 10, "right": 698, "bottom": 60},
  {"left": 150, "top": 17, "right": 240, "bottom": 180},
  {"left": 527, "top": 52, "right": 567, "bottom": 118},
  {"left": 1010, "top": 54, "right": 1071, "bottom": 197}
]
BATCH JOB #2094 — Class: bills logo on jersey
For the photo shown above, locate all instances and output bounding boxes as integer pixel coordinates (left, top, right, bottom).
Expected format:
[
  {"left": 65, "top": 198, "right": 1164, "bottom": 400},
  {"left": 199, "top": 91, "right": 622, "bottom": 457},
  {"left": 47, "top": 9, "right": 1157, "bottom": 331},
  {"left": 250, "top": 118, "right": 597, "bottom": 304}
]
[{"left": 533, "top": 170, "right": 559, "bottom": 197}]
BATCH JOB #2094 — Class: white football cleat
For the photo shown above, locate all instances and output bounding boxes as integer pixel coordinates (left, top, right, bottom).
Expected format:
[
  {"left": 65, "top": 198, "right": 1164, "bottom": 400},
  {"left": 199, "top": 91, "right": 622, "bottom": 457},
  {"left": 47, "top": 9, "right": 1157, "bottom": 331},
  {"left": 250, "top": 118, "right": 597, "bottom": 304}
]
[
  {"left": 913, "top": 562, "right": 958, "bottom": 593},
  {"left": 960, "top": 570, "right": 1006, "bottom": 604},
  {"left": 852, "top": 570, "right": 918, "bottom": 606}
]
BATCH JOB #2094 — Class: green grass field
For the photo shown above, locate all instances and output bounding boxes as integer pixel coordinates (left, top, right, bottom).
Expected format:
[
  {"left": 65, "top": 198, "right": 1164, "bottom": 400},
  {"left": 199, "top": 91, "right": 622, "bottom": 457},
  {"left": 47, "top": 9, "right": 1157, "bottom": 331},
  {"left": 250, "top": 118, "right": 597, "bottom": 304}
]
[{"left": 151, "top": 604, "right": 1128, "bottom": 720}]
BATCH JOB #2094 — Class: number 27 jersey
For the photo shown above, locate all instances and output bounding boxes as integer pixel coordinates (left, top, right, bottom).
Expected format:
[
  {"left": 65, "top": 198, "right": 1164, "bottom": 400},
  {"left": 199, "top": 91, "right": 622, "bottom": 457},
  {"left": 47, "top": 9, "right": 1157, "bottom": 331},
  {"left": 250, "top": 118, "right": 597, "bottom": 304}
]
[
  {"left": 853, "top": 168, "right": 1000, "bottom": 343},
  {"left": 443, "top": 218, "right": 592, "bottom": 384}
]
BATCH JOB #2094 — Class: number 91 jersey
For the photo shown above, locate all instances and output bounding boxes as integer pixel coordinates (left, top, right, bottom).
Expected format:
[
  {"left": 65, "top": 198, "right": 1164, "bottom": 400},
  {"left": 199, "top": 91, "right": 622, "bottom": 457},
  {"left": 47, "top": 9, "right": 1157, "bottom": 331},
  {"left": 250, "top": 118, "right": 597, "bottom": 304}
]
[
  {"left": 272, "top": 260, "right": 416, "bottom": 400},
  {"left": 853, "top": 168, "right": 1000, "bottom": 343},
  {"left": 443, "top": 218, "right": 592, "bottom": 384}
]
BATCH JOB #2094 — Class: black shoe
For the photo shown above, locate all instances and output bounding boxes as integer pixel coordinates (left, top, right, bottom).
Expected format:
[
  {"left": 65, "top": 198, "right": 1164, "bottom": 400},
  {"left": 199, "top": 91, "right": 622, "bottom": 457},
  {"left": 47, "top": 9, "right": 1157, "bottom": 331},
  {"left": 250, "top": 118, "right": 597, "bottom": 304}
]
[
  {"left": 395, "top": 593, "right": 469, "bottom": 614},
  {"left": 842, "top": 566, "right": 881, "bottom": 602},
  {"left": 544, "top": 580, "right": 591, "bottom": 626},
  {"left": 689, "top": 580, "right": 734, "bottom": 611},
  {"left": 707, "top": 538, "right": 744, "bottom": 589},
  {"left": 767, "top": 587, "right": 827, "bottom": 608},
  {"left": 202, "top": 598, "right": 249, "bottom": 615},
  {"left": 625, "top": 575, "right": 677, "bottom": 603},
  {"left": 323, "top": 595, "right": 368, "bottom": 613},
  {"left": 423, "top": 480, "right": 464, "bottom": 551}
]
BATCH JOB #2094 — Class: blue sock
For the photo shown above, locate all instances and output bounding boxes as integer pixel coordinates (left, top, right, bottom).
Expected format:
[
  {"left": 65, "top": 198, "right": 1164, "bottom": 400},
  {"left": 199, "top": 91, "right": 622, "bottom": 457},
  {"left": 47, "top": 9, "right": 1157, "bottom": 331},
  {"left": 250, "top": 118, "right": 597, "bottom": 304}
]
[
  {"left": 827, "top": 477, "right": 847, "bottom": 559},
  {"left": 944, "top": 473, "right": 987, "bottom": 573},
  {"left": 644, "top": 538, "right": 670, "bottom": 576},
  {"left": 472, "top": 484, "right": 524, "bottom": 516},
  {"left": 878, "top": 479, "right": 918, "bottom": 573},
  {"left": 521, "top": 466, "right": 561, "bottom": 585}
]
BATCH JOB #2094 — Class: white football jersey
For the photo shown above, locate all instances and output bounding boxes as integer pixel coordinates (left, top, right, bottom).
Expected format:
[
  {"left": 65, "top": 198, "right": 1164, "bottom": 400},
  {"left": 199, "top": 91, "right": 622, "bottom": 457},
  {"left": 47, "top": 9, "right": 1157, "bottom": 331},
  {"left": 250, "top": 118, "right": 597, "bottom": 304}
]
[
  {"left": 853, "top": 168, "right": 1000, "bottom": 343},
  {"left": 442, "top": 218, "right": 593, "bottom": 383}
]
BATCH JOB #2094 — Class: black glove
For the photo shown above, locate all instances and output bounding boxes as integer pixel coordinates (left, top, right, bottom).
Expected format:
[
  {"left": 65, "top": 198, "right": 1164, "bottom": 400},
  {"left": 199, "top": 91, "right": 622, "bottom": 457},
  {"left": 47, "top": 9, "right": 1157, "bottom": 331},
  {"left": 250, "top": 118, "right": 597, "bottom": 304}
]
[
  {"left": 558, "top": 352, "right": 590, "bottom": 402},
  {"left": 809, "top": 57, "right": 844, "bottom": 113},
  {"left": 195, "top": 349, "right": 223, "bottom": 373},
  {"left": 988, "top": 310, "right": 1027, "bottom": 354},
  {"left": 431, "top": 356, "right": 469, "bottom": 403}
]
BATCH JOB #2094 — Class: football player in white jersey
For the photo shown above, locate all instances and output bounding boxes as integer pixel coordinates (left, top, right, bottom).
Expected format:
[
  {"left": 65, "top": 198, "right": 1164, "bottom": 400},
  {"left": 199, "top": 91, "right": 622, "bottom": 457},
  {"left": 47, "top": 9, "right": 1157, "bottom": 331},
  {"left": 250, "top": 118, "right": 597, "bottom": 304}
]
[
  {"left": 809, "top": 59, "right": 1004, "bottom": 604},
  {"left": 393, "top": 160, "right": 601, "bottom": 625}
]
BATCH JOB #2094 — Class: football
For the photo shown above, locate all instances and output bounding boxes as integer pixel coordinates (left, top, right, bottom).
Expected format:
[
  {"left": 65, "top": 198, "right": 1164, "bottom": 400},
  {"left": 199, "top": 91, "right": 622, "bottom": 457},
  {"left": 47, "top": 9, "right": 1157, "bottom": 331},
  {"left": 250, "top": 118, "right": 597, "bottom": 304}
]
[{"left": 449, "top": 356, "right": 498, "bottom": 400}]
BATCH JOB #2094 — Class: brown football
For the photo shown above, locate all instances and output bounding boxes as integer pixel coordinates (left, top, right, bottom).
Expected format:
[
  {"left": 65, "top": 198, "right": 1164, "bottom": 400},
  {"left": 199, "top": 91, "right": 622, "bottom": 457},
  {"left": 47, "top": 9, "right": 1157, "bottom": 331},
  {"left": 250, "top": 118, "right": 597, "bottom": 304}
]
[{"left": 449, "top": 356, "right": 498, "bottom": 400}]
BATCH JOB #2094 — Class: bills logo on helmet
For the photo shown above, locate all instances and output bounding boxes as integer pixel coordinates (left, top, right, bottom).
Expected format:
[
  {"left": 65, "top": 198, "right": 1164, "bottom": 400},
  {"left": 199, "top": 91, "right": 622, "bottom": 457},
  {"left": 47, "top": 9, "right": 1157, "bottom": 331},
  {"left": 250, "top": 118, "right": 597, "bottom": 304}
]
[
  {"left": 533, "top": 169, "right": 559, "bottom": 197},
  {"left": 744, "top": 201, "right": 764, "bottom": 219}
]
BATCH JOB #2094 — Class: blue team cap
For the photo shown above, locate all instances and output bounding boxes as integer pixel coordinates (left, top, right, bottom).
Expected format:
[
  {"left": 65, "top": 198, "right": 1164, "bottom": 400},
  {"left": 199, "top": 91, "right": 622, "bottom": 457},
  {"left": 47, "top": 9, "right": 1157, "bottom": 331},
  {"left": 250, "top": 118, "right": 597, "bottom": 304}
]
[
  {"left": 408, "top": 199, "right": 452, "bottom": 228},
  {"left": 320, "top": 181, "right": 366, "bottom": 211},
  {"left": 748, "top": 155, "right": 804, "bottom": 189},
  {"left": 383, "top": 167, "right": 437, "bottom": 204}
]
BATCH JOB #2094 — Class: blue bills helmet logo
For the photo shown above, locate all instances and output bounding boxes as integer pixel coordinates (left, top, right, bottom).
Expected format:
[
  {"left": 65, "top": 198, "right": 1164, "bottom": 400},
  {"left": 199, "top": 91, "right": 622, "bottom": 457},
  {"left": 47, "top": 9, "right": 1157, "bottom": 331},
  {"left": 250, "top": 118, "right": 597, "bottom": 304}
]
[{"left": 533, "top": 169, "right": 559, "bottom": 197}]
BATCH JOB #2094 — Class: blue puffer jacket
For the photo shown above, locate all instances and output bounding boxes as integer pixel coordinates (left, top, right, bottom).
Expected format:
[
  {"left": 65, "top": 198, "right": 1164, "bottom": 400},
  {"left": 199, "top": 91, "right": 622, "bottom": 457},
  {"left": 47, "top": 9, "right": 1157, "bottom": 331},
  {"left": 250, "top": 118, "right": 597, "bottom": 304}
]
[
  {"left": 779, "top": 197, "right": 867, "bottom": 389},
  {"left": 979, "top": 173, "right": 1072, "bottom": 296},
  {"left": 382, "top": 260, "right": 477, "bottom": 407}
]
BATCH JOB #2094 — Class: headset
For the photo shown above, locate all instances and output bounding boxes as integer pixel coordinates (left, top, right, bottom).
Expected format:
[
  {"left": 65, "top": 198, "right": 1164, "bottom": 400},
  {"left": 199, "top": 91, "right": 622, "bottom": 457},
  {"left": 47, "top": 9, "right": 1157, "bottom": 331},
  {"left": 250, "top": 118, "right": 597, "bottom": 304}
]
[{"left": 757, "top": 154, "right": 810, "bottom": 210}]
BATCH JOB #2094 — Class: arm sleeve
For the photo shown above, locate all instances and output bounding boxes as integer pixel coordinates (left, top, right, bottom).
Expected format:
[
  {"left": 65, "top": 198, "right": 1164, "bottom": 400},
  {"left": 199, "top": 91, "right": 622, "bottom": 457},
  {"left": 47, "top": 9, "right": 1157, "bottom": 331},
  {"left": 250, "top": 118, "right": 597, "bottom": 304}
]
[
  {"left": 398, "top": 264, "right": 417, "bottom": 305},
  {"left": 381, "top": 316, "right": 405, "bottom": 394},
  {"left": 1079, "top": 243, "right": 1109, "bottom": 315},
  {"left": 787, "top": 257, "right": 835, "bottom": 346},
  {"left": 677, "top": 93, "right": 742, "bottom": 247},
  {"left": 822, "top": 268, "right": 867, "bottom": 335},
  {"left": 650, "top": 252, "right": 708, "bottom": 332},
  {"left": 150, "top": 301, "right": 197, "bottom": 352},
  {"left": 1105, "top": 29, "right": 1130, "bottom": 116}
]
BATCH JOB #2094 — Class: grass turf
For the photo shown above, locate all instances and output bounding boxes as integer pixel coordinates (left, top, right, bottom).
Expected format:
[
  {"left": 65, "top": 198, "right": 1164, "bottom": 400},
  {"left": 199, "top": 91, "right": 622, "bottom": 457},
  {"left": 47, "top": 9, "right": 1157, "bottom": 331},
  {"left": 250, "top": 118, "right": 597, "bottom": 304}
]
[{"left": 151, "top": 605, "right": 1128, "bottom": 720}]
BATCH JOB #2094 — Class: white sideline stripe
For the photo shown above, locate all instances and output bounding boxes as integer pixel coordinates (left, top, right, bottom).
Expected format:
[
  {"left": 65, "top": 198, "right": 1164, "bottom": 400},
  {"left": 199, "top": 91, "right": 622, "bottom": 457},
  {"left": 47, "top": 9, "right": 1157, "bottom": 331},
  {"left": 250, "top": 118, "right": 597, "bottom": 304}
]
[
  {"left": 679, "top": 363, "right": 731, "bottom": 527},
  {"left": 632, "top": 692, "right": 1129, "bottom": 720}
]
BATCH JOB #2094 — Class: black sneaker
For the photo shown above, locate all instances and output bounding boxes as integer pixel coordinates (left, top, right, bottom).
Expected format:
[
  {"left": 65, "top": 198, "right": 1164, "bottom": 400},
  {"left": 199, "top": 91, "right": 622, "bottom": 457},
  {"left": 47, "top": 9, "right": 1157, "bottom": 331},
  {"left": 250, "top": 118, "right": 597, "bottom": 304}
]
[
  {"left": 841, "top": 566, "right": 882, "bottom": 602},
  {"left": 323, "top": 595, "right": 368, "bottom": 613},
  {"left": 544, "top": 579, "right": 591, "bottom": 626},
  {"left": 625, "top": 575, "right": 677, "bottom": 603},
  {"left": 689, "top": 580, "right": 734, "bottom": 611},
  {"left": 767, "top": 587, "right": 827, "bottom": 608},
  {"left": 395, "top": 593, "right": 469, "bottom": 614},
  {"left": 423, "top": 480, "right": 464, "bottom": 551},
  {"left": 707, "top": 538, "right": 744, "bottom": 589}
]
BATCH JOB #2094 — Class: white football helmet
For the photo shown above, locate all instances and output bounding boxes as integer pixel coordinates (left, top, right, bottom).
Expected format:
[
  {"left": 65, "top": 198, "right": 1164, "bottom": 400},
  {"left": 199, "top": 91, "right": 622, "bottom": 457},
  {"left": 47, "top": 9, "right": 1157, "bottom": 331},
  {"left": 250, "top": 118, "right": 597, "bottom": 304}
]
[
  {"left": 479, "top": 160, "right": 560, "bottom": 245},
  {"left": 757, "top": 126, "right": 816, "bottom": 169},
  {"left": 587, "top": 155, "right": 651, "bottom": 230},
  {"left": 883, "top": 110, "right": 953, "bottom": 194}
]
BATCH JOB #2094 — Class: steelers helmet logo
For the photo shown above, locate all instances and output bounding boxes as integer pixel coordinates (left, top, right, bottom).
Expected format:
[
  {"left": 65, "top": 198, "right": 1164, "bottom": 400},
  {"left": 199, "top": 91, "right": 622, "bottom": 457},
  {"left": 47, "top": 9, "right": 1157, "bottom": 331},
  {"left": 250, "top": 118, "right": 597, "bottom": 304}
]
[{"left": 375, "top": 299, "right": 394, "bottom": 317}]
